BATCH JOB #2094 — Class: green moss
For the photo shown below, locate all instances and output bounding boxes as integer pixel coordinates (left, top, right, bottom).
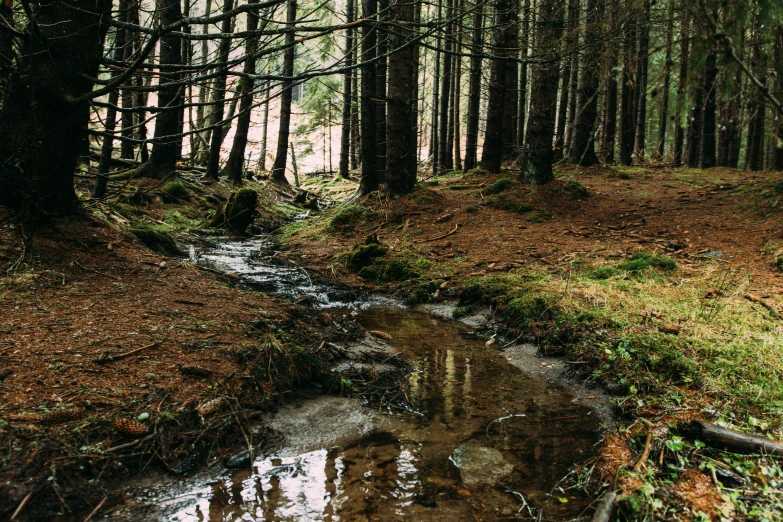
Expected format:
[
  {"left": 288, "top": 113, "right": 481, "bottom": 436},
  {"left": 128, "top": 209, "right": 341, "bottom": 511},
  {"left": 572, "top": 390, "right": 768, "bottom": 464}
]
[
  {"left": 160, "top": 179, "right": 191, "bottom": 200},
  {"left": 404, "top": 280, "right": 441, "bottom": 305},
  {"left": 162, "top": 209, "right": 201, "bottom": 231},
  {"left": 588, "top": 267, "right": 621, "bottom": 280},
  {"left": 774, "top": 181, "right": 783, "bottom": 194},
  {"left": 328, "top": 205, "right": 364, "bottom": 233},
  {"left": 113, "top": 203, "right": 144, "bottom": 221},
  {"left": 347, "top": 243, "right": 388, "bottom": 272},
  {"left": 563, "top": 178, "right": 589, "bottom": 200},
  {"left": 502, "top": 293, "right": 557, "bottom": 329},
  {"left": 357, "top": 256, "right": 432, "bottom": 283},
  {"left": 465, "top": 205, "right": 478, "bottom": 214},
  {"left": 449, "top": 184, "right": 473, "bottom": 191},
  {"left": 484, "top": 177, "right": 513, "bottom": 195},
  {"left": 526, "top": 210, "right": 552, "bottom": 223},
  {"left": 619, "top": 251, "right": 677, "bottom": 273},
  {"left": 484, "top": 194, "right": 534, "bottom": 214},
  {"left": 129, "top": 227, "right": 181, "bottom": 256}
]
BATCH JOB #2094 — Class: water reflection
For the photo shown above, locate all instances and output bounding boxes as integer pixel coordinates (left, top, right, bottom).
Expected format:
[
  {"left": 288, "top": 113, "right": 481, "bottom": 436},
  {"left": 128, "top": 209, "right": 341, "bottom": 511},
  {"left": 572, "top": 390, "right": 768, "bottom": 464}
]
[{"left": 148, "top": 308, "right": 601, "bottom": 521}]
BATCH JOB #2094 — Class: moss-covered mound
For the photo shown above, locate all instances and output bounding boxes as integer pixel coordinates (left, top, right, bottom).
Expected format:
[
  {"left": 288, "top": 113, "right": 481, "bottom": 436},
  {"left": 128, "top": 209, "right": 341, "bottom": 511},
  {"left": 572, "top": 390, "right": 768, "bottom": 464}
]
[
  {"left": 129, "top": 227, "right": 181, "bottom": 255},
  {"left": 211, "top": 188, "right": 258, "bottom": 234}
]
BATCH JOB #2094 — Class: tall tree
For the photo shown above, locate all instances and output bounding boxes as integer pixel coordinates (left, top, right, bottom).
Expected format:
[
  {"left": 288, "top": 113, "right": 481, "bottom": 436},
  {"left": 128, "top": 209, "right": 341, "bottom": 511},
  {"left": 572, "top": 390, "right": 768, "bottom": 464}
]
[
  {"left": 633, "top": 0, "right": 650, "bottom": 162},
  {"left": 567, "top": 0, "right": 604, "bottom": 165},
  {"left": 0, "top": 0, "right": 112, "bottom": 213},
  {"left": 206, "top": 0, "right": 235, "bottom": 180},
  {"left": 517, "top": 0, "right": 531, "bottom": 147},
  {"left": 555, "top": 0, "right": 579, "bottom": 154},
  {"left": 480, "top": 0, "right": 515, "bottom": 173},
  {"left": 357, "top": 0, "right": 379, "bottom": 195},
  {"left": 518, "top": 0, "right": 565, "bottom": 183},
  {"left": 655, "top": 3, "right": 674, "bottom": 160},
  {"left": 339, "top": 0, "right": 355, "bottom": 179},
  {"left": 598, "top": 1, "right": 618, "bottom": 163},
  {"left": 463, "top": 1, "right": 484, "bottom": 170},
  {"left": 438, "top": 0, "right": 455, "bottom": 173},
  {"left": 385, "top": 0, "right": 417, "bottom": 194},
  {"left": 224, "top": 0, "right": 264, "bottom": 183},
  {"left": 501, "top": 0, "right": 520, "bottom": 157},
  {"left": 774, "top": 24, "right": 783, "bottom": 171},
  {"left": 672, "top": 8, "right": 689, "bottom": 165},
  {"left": 698, "top": 43, "right": 718, "bottom": 169},
  {"left": 619, "top": 0, "right": 637, "bottom": 166},
  {"left": 271, "top": 0, "right": 297, "bottom": 184},
  {"left": 376, "top": 0, "right": 389, "bottom": 176}
]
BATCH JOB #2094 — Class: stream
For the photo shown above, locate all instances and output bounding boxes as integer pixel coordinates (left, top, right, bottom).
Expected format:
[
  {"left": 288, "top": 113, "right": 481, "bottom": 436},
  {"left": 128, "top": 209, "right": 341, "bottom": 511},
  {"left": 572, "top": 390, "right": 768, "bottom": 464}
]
[{"left": 130, "top": 237, "right": 605, "bottom": 521}]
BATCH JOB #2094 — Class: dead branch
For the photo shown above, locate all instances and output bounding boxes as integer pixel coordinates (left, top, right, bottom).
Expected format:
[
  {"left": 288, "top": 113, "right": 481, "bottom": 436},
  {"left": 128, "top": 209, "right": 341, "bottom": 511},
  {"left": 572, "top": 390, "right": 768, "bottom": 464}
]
[
  {"left": 415, "top": 223, "right": 461, "bottom": 243},
  {"left": 93, "top": 341, "right": 161, "bottom": 364},
  {"left": 678, "top": 420, "right": 783, "bottom": 455}
]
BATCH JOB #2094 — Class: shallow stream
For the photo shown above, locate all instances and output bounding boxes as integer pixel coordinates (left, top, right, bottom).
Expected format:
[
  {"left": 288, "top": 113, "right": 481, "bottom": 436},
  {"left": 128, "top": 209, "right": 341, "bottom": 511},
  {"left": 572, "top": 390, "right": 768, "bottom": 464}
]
[{"left": 135, "top": 238, "right": 605, "bottom": 521}]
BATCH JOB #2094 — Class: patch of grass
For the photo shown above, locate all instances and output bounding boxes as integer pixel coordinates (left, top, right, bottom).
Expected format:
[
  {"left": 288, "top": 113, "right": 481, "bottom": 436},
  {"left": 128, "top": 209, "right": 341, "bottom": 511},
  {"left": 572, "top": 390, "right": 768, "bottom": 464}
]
[
  {"left": 619, "top": 251, "right": 677, "bottom": 273},
  {"left": 465, "top": 205, "right": 478, "bottom": 214},
  {"left": 162, "top": 209, "right": 202, "bottom": 231},
  {"left": 774, "top": 181, "right": 783, "bottom": 194},
  {"left": 159, "top": 179, "right": 191, "bottom": 200},
  {"left": 484, "top": 177, "right": 513, "bottom": 195},
  {"left": 588, "top": 267, "right": 621, "bottom": 280},
  {"left": 327, "top": 205, "right": 365, "bottom": 233},
  {"left": 347, "top": 243, "right": 388, "bottom": 272},
  {"left": 357, "top": 256, "right": 432, "bottom": 283},
  {"left": 502, "top": 292, "right": 558, "bottom": 329},
  {"left": 526, "top": 210, "right": 553, "bottom": 223},
  {"left": 563, "top": 178, "right": 589, "bottom": 200},
  {"left": 484, "top": 194, "right": 534, "bottom": 214}
]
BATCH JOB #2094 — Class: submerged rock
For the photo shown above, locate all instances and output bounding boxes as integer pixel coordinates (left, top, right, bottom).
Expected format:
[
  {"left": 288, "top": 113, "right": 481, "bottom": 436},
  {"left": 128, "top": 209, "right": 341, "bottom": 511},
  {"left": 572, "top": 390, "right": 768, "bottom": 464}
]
[{"left": 450, "top": 444, "right": 514, "bottom": 487}]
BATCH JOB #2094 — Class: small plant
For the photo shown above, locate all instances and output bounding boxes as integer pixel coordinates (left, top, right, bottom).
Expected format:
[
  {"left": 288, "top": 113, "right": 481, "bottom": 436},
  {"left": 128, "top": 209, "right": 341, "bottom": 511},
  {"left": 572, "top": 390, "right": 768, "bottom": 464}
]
[
  {"left": 484, "top": 177, "right": 513, "bottom": 195},
  {"left": 563, "top": 178, "right": 589, "bottom": 200},
  {"left": 774, "top": 181, "right": 783, "bottom": 194},
  {"left": 160, "top": 179, "right": 190, "bottom": 200},
  {"left": 327, "top": 205, "right": 364, "bottom": 233},
  {"left": 465, "top": 205, "right": 478, "bottom": 214},
  {"left": 588, "top": 267, "right": 621, "bottom": 280},
  {"left": 619, "top": 251, "right": 677, "bottom": 273},
  {"left": 526, "top": 210, "right": 552, "bottom": 223}
]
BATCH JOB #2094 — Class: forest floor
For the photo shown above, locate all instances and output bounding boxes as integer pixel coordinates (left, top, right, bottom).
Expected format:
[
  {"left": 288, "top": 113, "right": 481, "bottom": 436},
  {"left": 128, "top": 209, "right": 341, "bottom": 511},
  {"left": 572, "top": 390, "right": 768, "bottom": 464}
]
[
  {"left": 283, "top": 163, "right": 783, "bottom": 521},
  {"left": 2, "top": 163, "right": 783, "bottom": 520}
]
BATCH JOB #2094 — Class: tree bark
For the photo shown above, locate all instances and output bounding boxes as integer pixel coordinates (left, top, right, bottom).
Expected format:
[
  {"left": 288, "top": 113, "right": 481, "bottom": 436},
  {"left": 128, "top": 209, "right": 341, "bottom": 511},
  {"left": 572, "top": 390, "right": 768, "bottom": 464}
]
[
  {"left": 224, "top": 0, "right": 263, "bottom": 183},
  {"left": 259, "top": 80, "right": 271, "bottom": 171},
  {"left": 501, "top": 0, "right": 519, "bottom": 158},
  {"left": 672, "top": 8, "right": 689, "bottom": 165},
  {"left": 517, "top": 0, "right": 530, "bottom": 148},
  {"left": 555, "top": 0, "right": 579, "bottom": 155},
  {"left": 518, "top": 0, "right": 565, "bottom": 183},
  {"left": 618, "top": 0, "right": 636, "bottom": 166},
  {"left": 429, "top": 1, "right": 442, "bottom": 169},
  {"left": 205, "top": 0, "right": 235, "bottom": 179},
  {"left": 598, "top": 0, "right": 617, "bottom": 163},
  {"left": 376, "top": 0, "right": 389, "bottom": 176},
  {"left": 385, "top": 0, "right": 417, "bottom": 195},
  {"left": 567, "top": 0, "right": 603, "bottom": 166},
  {"left": 698, "top": 47, "right": 718, "bottom": 169},
  {"left": 655, "top": 4, "right": 674, "bottom": 159},
  {"left": 357, "top": 0, "right": 378, "bottom": 195},
  {"left": 271, "top": 0, "right": 297, "bottom": 184},
  {"left": 339, "top": 0, "right": 355, "bottom": 179},
  {"left": 463, "top": 1, "right": 484, "bottom": 170},
  {"left": 774, "top": 25, "right": 783, "bottom": 171},
  {"left": 685, "top": 74, "right": 703, "bottom": 168},
  {"left": 453, "top": 40, "right": 463, "bottom": 171},
  {"left": 438, "top": 0, "right": 454, "bottom": 173},
  {"left": 633, "top": 0, "right": 650, "bottom": 162},
  {"left": 0, "top": 0, "right": 112, "bottom": 214}
]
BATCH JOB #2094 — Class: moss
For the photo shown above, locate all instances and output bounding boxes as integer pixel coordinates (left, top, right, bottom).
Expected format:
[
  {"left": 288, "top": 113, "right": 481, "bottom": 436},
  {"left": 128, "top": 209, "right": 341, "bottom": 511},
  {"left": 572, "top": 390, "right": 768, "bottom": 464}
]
[
  {"left": 619, "top": 251, "right": 677, "bottom": 273},
  {"left": 467, "top": 168, "right": 489, "bottom": 176},
  {"left": 449, "top": 184, "right": 473, "bottom": 191},
  {"left": 616, "top": 491, "right": 651, "bottom": 521},
  {"left": 484, "top": 194, "right": 534, "bottom": 214},
  {"left": 129, "top": 227, "right": 181, "bottom": 256},
  {"left": 452, "top": 307, "right": 470, "bottom": 319},
  {"left": 212, "top": 188, "right": 258, "bottom": 234},
  {"left": 113, "top": 203, "right": 144, "bottom": 221},
  {"left": 357, "top": 256, "right": 432, "bottom": 283},
  {"left": 465, "top": 205, "right": 478, "bottom": 214},
  {"left": 347, "top": 243, "right": 388, "bottom": 272},
  {"left": 774, "top": 181, "right": 783, "bottom": 194},
  {"left": 588, "top": 267, "right": 621, "bottom": 280},
  {"left": 160, "top": 179, "right": 191, "bottom": 201},
  {"left": 563, "top": 178, "right": 589, "bottom": 200},
  {"left": 404, "top": 280, "right": 441, "bottom": 305},
  {"left": 328, "top": 205, "right": 364, "bottom": 233},
  {"left": 484, "top": 177, "right": 513, "bottom": 195},
  {"left": 502, "top": 293, "right": 557, "bottom": 329},
  {"left": 526, "top": 210, "right": 552, "bottom": 223}
]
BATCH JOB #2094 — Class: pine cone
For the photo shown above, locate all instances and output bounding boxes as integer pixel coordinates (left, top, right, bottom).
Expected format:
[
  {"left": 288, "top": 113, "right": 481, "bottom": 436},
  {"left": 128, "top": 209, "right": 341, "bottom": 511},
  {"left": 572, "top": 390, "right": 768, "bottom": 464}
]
[
  {"left": 113, "top": 418, "right": 149, "bottom": 437},
  {"left": 197, "top": 398, "right": 225, "bottom": 417},
  {"left": 39, "top": 409, "right": 84, "bottom": 426}
]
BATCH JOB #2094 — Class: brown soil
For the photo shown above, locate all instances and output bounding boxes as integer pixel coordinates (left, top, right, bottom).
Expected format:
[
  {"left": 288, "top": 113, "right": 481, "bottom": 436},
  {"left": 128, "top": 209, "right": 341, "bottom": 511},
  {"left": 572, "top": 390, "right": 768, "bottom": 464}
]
[{"left": 0, "top": 210, "right": 348, "bottom": 520}]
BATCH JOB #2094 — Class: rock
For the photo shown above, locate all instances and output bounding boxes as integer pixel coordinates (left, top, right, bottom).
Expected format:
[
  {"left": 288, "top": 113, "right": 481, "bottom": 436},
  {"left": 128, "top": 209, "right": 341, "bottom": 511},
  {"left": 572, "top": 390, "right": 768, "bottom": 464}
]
[
  {"left": 225, "top": 449, "right": 253, "bottom": 469},
  {"left": 450, "top": 444, "right": 514, "bottom": 487}
]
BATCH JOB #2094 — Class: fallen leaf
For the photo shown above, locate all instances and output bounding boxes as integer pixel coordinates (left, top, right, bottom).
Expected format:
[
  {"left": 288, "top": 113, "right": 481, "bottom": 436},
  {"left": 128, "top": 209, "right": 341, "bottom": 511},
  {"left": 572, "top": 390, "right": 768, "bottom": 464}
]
[{"left": 369, "top": 330, "right": 392, "bottom": 341}]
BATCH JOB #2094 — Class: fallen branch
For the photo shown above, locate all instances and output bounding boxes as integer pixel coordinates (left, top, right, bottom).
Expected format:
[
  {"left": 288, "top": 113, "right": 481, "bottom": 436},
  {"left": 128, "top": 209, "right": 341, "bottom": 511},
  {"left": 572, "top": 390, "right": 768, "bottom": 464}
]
[
  {"left": 591, "top": 490, "right": 619, "bottom": 522},
  {"left": 633, "top": 422, "right": 653, "bottom": 473},
  {"left": 678, "top": 420, "right": 783, "bottom": 455},
  {"left": 94, "top": 341, "right": 160, "bottom": 364},
  {"left": 744, "top": 294, "right": 781, "bottom": 321},
  {"left": 10, "top": 490, "right": 33, "bottom": 521},
  {"left": 82, "top": 496, "right": 107, "bottom": 522},
  {"left": 415, "top": 223, "right": 461, "bottom": 243}
]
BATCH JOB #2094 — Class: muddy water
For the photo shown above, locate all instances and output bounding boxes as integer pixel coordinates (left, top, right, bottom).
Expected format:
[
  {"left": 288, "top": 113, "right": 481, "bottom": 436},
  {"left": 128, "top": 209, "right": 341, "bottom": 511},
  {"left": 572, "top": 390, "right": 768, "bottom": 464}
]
[{"left": 149, "top": 307, "right": 600, "bottom": 521}]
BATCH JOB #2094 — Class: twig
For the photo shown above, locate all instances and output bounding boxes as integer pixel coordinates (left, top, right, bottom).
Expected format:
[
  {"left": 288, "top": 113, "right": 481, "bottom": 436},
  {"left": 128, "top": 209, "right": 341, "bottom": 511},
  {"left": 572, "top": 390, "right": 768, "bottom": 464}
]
[
  {"left": 74, "top": 261, "right": 119, "bottom": 280},
  {"left": 93, "top": 341, "right": 161, "bottom": 364},
  {"left": 82, "top": 496, "right": 107, "bottom": 522},
  {"left": 590, "top": 490, "right": 619, "bottom": 522},
  {"left": 744, "top": 293, "right": 781, "bottom": 321},
  {"left": 415, "top": 223, "right": 461, "bottom": 243},
  {"left": 102, "top": 433, "right": 155, "bottom": 454},
  {"left": 10, "top": 490, "right": 33, "bottom": 521},
  {"left": 486, "top": 413, "right": 527, "bottom": 436},
  {"left": 633, "top": 421, "right": 653, "bottom": 473}
]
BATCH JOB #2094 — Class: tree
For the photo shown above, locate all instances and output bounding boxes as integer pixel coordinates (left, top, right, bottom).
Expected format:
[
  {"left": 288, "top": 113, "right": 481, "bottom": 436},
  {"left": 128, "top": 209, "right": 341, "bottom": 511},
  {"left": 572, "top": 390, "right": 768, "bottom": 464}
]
[
  {"left": 463, "top": 1, "right": 484, "bottom": 170},
  {"left": 271, "top": 0, "right": 297, "bottom": 184},
  {"left": 655, "top": 3, "right": 674, "bottom": 160},
  {"left": 339, "top": 0, "right": 355, "bottom": 179},
  {"left": 518, "top": 0, "right": 565, "bottom": 183},
  {"left": 598, "top": 1, "right": 618, "bottom": 163},
  {"left": 0, "top": 0, "right": 111, "bottom": 214},
  {"left": 357, "top": 0, "right": 379, "bottom": 195},
  {"left": 633, "top": 0, "right": 650, "bottom": 162},
  {"left": 619, "top": 0, "right": 637, "bottom": 166},
  {"left": 206, "top": 0, "right": 236, "bottom": 180},
  {"left": 567, "top": 0, "right": 604, "bottom": 165},
  {"left": 672, "top": 8, "right": 689, "bottom": 165}
]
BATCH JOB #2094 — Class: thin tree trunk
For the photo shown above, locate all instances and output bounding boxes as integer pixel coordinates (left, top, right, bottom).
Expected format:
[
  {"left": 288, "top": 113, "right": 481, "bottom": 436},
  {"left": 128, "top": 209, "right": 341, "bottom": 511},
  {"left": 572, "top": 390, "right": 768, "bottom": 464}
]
[
  {"left": 224, "top": 0, "right": 263, "bottom": 183},
  {"left": 501, "top": 0, "right": 519, "bottom": 158},
  {"left": 698, "top": 46, "right": 718, "bottom": 169},
  {"left": 745, "top": 32, "right": 766, "bottom": 172},
  {"left": 271, "top": 0, "right": 297, "bottom": 184},
  {"left": 518, "top": 0, "right": 565, "bottom": 183},
  {"left": 633, "top": 0, "right": 650, "bottom": 162},
  {"left": 555, "top": 0, "right": 578, "bottom": 154},
  {"left": 430, "top": 1, "right": 442, "bottom": 168},
  {"left": 463, "top": 1, "right": 484, "bottom": 170},
  {"left": 619, "top": 0, "right": 636, "bottom": 166},
  {"left": 598, "top": 0, "right": 617, "bottom": 163},
  {"left": 339, "top": 0, "right": 355, "bottom": 179},
  {"left": 567, "top": 0, "right": 603, "bottom": 165},
  {"left": 454, "top": 45, "right": 463, "bottom": 171},
  {"left": 376, "top": 0, "right": 388, "bottom": 177},
  {"left": 656, "top": 3, "right": 674, "bottom": 159},
  {"left": 259, "top": 80, "right": 271, "bottom": 171},
  {"left": 517, "top": 0, "right": 530, "bottom": 148},
  {"left": 194, "top": 0, "right": 213, "bottom": 165},
  {"left": 351, "top": 32, "right": 361, "bottom": 170},
  {"left": 438, "top": 0, "right": 455, "bottom": 173},
  {"left": 686, "top": 73, "right": 703, "bottom": 168},
  {"left": 385, "top": 0, "right": 417, "bottom": 195},
  {"left": 775, "top": 24, "right": 783, "bottom": 170},
  {"left": 357, "top": 0, "right": 378, "bottom": 194},
  {"left": 672, "top": 8, "right": 689, "bottom": 165},
  {"left": 205, "top": 0, "right": 234, "bottom": 179}
]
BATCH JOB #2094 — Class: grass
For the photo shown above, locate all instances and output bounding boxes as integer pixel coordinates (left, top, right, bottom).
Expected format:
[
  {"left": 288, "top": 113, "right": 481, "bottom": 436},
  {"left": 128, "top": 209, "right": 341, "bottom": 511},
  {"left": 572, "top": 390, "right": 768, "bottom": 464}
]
[
  {"left": 484, "top": 177, "right": 513, "bottom": 195},
  {"left": 619, "top": 251, "right": 677, "bottom": 273},
  {"left": 327, "top": 205, "right": 366, "bottom": 233}
]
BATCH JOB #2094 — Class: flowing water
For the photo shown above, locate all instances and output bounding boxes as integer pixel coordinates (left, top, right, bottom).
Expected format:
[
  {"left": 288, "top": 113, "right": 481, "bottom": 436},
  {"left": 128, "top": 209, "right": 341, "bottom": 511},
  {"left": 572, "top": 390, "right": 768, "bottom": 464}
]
[{"left": 136, "top": 238, "right": 604, "bottom": 521}]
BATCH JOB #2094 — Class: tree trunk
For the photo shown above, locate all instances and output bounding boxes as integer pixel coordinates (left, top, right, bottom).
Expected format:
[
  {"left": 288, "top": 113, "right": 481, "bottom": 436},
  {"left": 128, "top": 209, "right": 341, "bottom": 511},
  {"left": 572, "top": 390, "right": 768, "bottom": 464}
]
[
  {"left": 351, "top": 31, "right": 361, "bottom": 170},
  {"left": 430, "top": 1, "right": 442, "bottom": 168},
  {"left": 685, "top": 74, "right": 703, "bottom": 168},
  {"left": 259, "top": 80, "right": 271, "bottom": 171},
  {"left": 745, "top": 45, "right": 766, "bottom": 172},
  {"left": 501, "top": 0, "right": 519, "bottom": 158},
  {"left": 633, "top": 0, "right": 650, "bottom": 162},
  {"left": 453, "top": 48, "right": 463, "bottom": 171},
  {"left": 385, "top": 0, "right": 417, "bottom": 195},
  {"left": 517, "top": 0, "right": 530, "bottom": 148},
  {"left": 376, "top": 0, "right": 389, "bottom": 176},
  {"left": 555, "top": 0, "right": 578, "bottom": 155},
  {"left": 775, "top": 25, "right": 783, "bottom": 171},
  {"left": 271, "top": 0, "right": 297, "bottom": 184},
  {"left": 463, "top": 1, "right": 484, "bottom": 170},
  {"left": 121, "top": 0, "right": 142, "bottom": 160},
  {"left": 224, "top": 0, "right": 263, "bottom": 183},
  {"left": 698, "top": 47, "right": 718, "bottom": 169},
  {"left": 598, "top": 0, "right": 618, "bottom": 163},
  {"left": 619, "top": 0, "right": 636, "bottom": 166},
  {"left": 656, "top": 4, "right": 674, "bottom": 159},
  {"left": 193, "top": 0, "right": 213, "bottom": 165},
  {"left": 0, "top": 0, "right": 111, "bottom": 214},
  {"left": 518, "top": 0, "right": 565, "bottom": 183},
  {"left": 567, "top": 0, "right": 603, "bottom": 165},
  {"left": 205, "top": 0, "right": 235, "bottom": 179},
  {"left": 480, "top": 0, "right": 514, "bottom": 173},
  {"left": 672, "top": 8, "right": 689, "bottom": 165},
  {"left": 339, "top": 0, "right": 355, "bottom": 179},
  {"left": 438, "top": 0, "right": 454, "bottom": 173},
  {"left": 357, "top": 0, "right": 378, "bottom": 194},
  {"left": 0, "top": 0, "right": 12, "bottom": 89}
]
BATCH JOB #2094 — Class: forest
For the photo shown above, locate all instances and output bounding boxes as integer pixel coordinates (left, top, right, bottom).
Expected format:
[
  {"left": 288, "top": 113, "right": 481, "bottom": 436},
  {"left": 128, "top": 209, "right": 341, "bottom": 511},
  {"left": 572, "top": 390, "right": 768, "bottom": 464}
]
[{"left": 2, "top": 0, "right": 783, "bottom": 520}]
